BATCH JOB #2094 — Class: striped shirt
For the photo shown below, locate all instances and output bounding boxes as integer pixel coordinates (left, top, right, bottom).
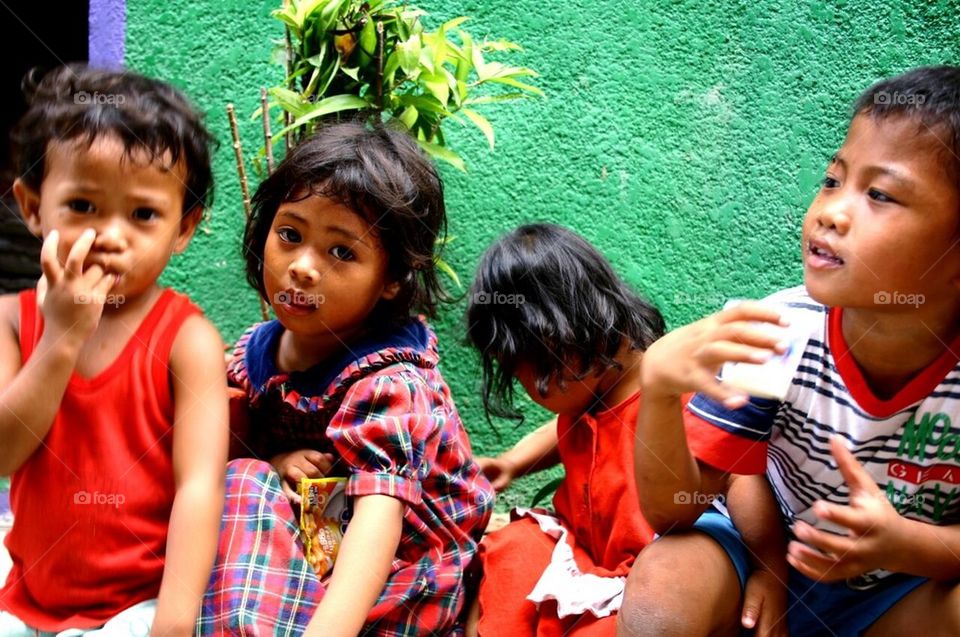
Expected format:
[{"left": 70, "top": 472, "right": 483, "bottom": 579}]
[{"left": 685, "top": 286, "right": 960, "bottom": 588}]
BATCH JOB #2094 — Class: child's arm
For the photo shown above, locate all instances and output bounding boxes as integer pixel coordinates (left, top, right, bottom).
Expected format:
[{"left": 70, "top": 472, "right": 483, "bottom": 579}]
[
  {"left": 304, "top": 494, "right": 404, "bottom": 637},
  {"left": 150, "top": 315, "right": 229, "bottom": 636},
  {"left": 727, "top": 474, "right": 788, "bottom": 637},
  {"left": 477, "top": 417, "right": 560, "bottom": 491},
  {"left": 634, "top": 303, "right": 787, "bottom": 531},
  {"left": 790, "top": 436, "right": 960, "bottom": 582},
  {"left": 0, "top": 230, "right": 115, "bottom": 475}
]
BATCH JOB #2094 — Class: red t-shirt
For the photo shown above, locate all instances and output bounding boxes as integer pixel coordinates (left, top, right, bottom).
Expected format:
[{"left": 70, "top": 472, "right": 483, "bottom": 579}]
[{"left": 0, "top": 288, "right": 200, "bottom": 630}]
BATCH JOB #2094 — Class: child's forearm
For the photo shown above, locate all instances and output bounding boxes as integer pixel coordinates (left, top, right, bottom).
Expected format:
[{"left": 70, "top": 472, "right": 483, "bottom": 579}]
[
  {"left": 727, "top": 474, "right": 787, "bottom": 577},
  {"left": 635, "top": 393, "right": 723, "bottom": 532},
  {"left": 151, "top": 480, "right": 224, "bottom": 636},
  {"left": 499, "top": 419, "right": 560, "bottom": 477},
  {"left": 0, "top": 331, "right": 80, "bottom": 475},
  {"left": 305, "top": 494, "right": 404, "bottom": 637}
]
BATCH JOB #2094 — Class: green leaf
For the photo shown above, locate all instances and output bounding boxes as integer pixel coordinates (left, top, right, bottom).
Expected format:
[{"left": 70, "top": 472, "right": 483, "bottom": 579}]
[
  {"left": 416, "top": 138, "right": 466, "bottom": 171},
  {"left": 384, "top": 50, "right": 401, "bottom": 86},
  {"left": 397, "top": 36, "right": 421, "bottom": 75},
  {"left": 342, "top": 65, "right": 360, "bottom": 81},
  {"left": 430, "top": 26, "right": 447, "bottom": 70},
  {"left": 397, "top": 94, "right": 450, "bottom": 115},
  {"left": 272, "top": 94, "right": 370, "bottom": 141},
  {"left": 461, "top": 108, "right": 494, "bottom": 149},
  {"left": 441, "top": 16, "right": 469, "bottom": 31},
  {"left": 455, "top": 31, "right": 473, "bottom": 84},
  {"left": 420, "top": 72, "right": 449, "bottom": 106},
  {"left": 480, "top": 38, "right": 523, "bottom": 52},
  {"left": 463, "top": 92, "right": 530, "bottom": 105},
  {"left": 481, "top": 75, "right": 544, "bottom": 96},
  {"left": 530, "top": 476, "right": 564, "bottom": 508},
  {"left": 268, "top": 87, "right": 311, "bottom": 118},
  {"left": 398, "top": 105, "right": 418, "bottom": 129},
  {"left": 434, "top": 256, "right": 462, "bottom": 289}
]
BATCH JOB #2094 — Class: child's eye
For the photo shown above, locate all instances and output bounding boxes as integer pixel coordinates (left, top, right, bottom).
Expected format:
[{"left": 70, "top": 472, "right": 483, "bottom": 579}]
[
  {"left": 821, "top": 176, "right": 840, "bottom": 189},
  {"left": 868, "top": 189, "right": 896, "bottom": 204},
  {"left": 132, "top": 207, "right": 159, "bottom": 221},
  {"left": 277, "top": 227, "right": 302, "bottom": 243},
  {"left": 330, "top": 245, "right": 355, "bottom": 261},
  {"left": 67, "top": 199, "right": 95, "bottom": 213}
]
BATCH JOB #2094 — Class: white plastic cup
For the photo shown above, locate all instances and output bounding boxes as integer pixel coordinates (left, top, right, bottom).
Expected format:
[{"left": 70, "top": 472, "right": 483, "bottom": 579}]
[{"left": 720, "top": 301, "right": 818, "bottom": 401}]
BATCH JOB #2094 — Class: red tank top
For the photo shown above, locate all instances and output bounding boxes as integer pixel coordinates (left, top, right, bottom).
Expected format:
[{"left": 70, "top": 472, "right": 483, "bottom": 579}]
[{"left": 0, "top": 288, "right": 201, "bottom": 630}]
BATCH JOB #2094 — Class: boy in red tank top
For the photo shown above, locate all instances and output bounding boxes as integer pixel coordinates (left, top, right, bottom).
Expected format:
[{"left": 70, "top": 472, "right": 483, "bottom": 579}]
[{"left": 0, "top": 65, "right": 228, "bottom": 636}]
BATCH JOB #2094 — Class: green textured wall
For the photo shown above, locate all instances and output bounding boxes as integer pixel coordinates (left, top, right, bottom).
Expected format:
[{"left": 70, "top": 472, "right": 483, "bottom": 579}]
[{"left": 127, "top": 0, "right": 958, "bottom": 504}]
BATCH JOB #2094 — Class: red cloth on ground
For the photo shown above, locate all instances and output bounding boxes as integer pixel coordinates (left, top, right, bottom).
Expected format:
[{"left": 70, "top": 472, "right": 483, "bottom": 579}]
[
  {"left": 477, "top": 392, "right": 657, "bottom": 636},
  {"left": 0, "top": 288, "right": 200, "bottom": 631}
]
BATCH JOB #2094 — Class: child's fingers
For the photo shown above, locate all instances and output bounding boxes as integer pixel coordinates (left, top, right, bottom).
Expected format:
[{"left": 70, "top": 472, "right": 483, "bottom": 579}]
[
  {"left": 811, "top": 499, "right": 874, "bottom": 534},
  {"left": 716, "top": 323, "right": 789, "bottom": 353},
  {"left": 91, "top": 271, "right": 118, "bottom": 299},
  {"left": 39, "top": 230, "right": 63, "bottom": 286},
  {"left": 830, "top": 435, "right": 880, "bottom": 495},
  {"left": 787, "top": 540, "right": 842, "bottom": 581},
  {"left": 693, "top": 375, "right": 750, "bottom": 410},
  {"left": 281, "top": 480, "right": 301, "bottom": 505},
  {"left": 64, "top": 229, "right": 97, "bottom": 279},
  {"left": 719, "top": 301, "right": 788, "bottom": 327},
  {"left": 740, "top": 574, "right": 764, "bottom": 629},
  {"left": 697, "top": 342, "right": 777, "bottom": 367},
  {"left": 793, "top": 520, "right": 854, "bottom": 555},
  {"left": 305, "top": 451, "right": 335, "bottom": 476}
]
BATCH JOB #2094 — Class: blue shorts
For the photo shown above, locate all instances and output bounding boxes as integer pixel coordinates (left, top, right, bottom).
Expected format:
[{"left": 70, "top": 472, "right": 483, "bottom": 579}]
[
  {"left": 690, "top": 506, "right": 752, "bottom": 591},
  {"left": 687, "top": 510, "right": 927, "bottom": 636}
]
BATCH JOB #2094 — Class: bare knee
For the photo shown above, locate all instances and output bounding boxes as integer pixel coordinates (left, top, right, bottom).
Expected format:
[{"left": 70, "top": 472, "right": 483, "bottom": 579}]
[{"left": 617, "top": 534, "right": 739, "bottom": 637}]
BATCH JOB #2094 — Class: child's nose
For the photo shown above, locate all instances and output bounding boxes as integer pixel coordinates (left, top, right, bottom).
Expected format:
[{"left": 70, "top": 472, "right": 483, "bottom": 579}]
[
  {"left": 816, "top": 197, "right": 852, "bottom": 233},
  {"left": 289, "top": 254, "right": 321, "bottom": 285},
  {"left": 92, "top": 223, "right": 128, "bottom": 252}
]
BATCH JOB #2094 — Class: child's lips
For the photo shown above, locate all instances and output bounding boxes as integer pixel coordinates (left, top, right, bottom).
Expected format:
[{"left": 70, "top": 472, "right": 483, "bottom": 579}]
[{"left": 806, "top": 240, "right": 844, "bottom": 269}]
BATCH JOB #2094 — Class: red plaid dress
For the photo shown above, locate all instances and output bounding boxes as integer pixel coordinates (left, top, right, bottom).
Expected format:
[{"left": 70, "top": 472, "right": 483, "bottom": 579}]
[{"left": 199, "top": 318, "right": 493, "bottom": 636}]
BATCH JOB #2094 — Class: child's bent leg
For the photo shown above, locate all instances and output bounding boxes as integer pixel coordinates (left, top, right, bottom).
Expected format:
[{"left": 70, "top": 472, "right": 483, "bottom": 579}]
[
  {"left": 617, "top": 532, "right": 742, "bottom": 637},
  {"left": 197, "top": 459, "right": 324, "bottom": 636},
  {"left": 862, "top": 579, "right": 960, "bottom": 637}
]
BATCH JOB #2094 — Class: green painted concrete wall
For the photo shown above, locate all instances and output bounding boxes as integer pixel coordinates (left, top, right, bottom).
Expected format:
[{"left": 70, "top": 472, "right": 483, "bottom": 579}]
[{"left": 127, "top": 0, "right": 958, "bottom": 504}]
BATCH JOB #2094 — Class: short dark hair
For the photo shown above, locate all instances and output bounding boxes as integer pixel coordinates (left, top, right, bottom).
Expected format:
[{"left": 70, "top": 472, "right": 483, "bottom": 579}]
[
  {"left": 10, "top": 64, "right": 215, "bottom": 213},
  {"left": 853, "top": 65, "right": 960, "bottom": 183},
  {"left": 465, "top": 223, "right": 665, "bottom": 420},
  {"left": 244, "top": 121, "right": 447, "bottom": 322}
]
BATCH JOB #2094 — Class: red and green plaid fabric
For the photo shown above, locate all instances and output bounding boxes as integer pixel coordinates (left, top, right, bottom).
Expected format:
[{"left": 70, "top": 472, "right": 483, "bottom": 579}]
[{"left": 200, "top": 318, "right": 492, "bottom": 635}]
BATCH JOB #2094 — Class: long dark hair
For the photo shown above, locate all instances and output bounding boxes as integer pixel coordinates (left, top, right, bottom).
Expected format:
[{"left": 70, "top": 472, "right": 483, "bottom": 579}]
[{"left": 465, "top": 223, "right": 665, "bottom": 420}]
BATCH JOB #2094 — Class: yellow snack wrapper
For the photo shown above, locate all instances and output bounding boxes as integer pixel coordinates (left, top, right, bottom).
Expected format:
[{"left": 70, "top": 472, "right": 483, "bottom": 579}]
[{"left": 299, "top": 477, "right": 349, "bottom": 578}]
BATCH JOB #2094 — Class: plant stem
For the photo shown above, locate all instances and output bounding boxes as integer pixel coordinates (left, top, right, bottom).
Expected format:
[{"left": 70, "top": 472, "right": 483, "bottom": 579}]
[
  {"left": 260, "top": 87, "right": 275, "bottom": 174},
  {"left": 376, "top": 20, "right": 384, "bottom": 114},
  {"left": 227, "top": 103, "right": 270, "bottom": 322},
  {"left": 284, "top": 0, "right": 294, "bottom": 152}
]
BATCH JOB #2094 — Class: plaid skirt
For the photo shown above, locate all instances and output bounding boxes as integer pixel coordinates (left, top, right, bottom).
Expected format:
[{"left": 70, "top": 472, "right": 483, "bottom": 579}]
[
  {"left": 198, "top": 459, "right": 467, "bottom": 636},
  {"left": 197, "top": 459, "right": 323, "bottom": 636}
]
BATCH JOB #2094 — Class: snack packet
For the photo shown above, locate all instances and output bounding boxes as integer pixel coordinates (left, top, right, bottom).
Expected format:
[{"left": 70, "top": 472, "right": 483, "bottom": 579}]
[{"left": 299, "top": 477, "right": 349, "bottom": 578}]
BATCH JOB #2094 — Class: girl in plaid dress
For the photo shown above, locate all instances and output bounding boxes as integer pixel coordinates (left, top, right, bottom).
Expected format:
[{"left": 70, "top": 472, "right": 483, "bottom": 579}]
[{"left": 199, "top": 123, "right": 493, "bottom": 636}]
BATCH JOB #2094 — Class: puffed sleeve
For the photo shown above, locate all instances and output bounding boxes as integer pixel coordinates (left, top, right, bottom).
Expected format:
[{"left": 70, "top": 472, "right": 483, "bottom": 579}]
[{"left": 326, "top": 368, "right": 443, "bottom": 506}]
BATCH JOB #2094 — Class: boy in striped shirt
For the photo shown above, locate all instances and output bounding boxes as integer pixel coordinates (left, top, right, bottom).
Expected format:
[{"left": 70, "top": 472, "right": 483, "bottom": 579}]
[{"left": 624, "top": 66, "right": 960, "bottom": 637}]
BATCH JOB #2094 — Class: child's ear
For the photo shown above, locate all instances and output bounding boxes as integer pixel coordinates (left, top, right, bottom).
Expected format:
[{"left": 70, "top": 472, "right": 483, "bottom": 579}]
[
  {"left": 12, "top": 179, "right": 43, "bottom": 237},
  {"left": 381, "top": 279, "right": 402, "bottom": 301},
  {"left": 173, "top": 206, "right": 204, "bottom": 254}
]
